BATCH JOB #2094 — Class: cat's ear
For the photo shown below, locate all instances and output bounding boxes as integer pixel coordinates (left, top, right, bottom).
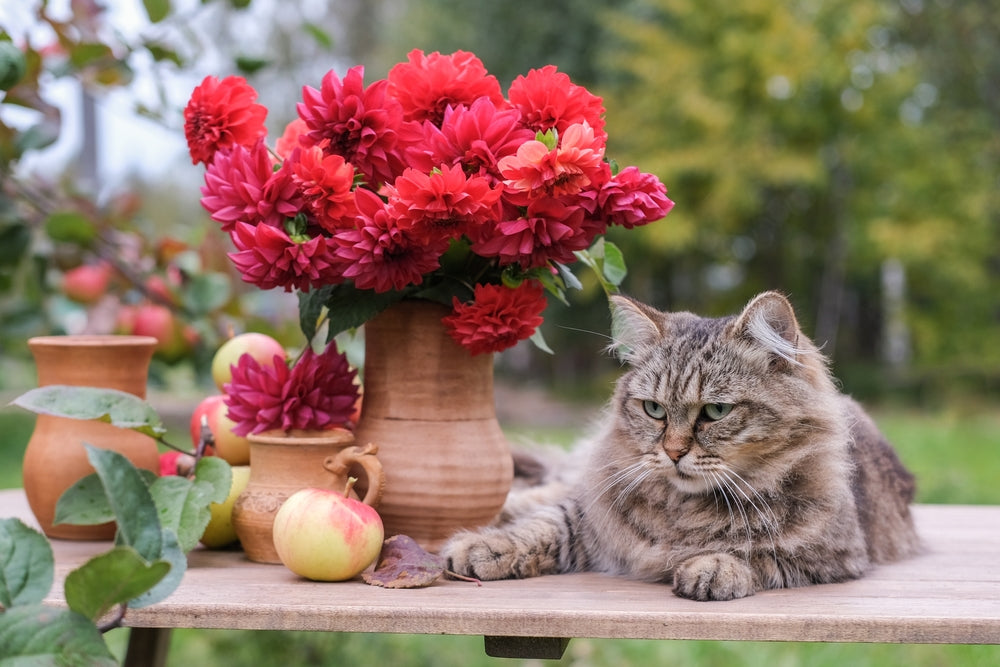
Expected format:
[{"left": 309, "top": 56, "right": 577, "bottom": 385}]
[
  {"left": 608, "top": 295, "right": 664, "bottom": 363},
  {"left": 734, "top": 291, "right": 806, "bottom": 366}
]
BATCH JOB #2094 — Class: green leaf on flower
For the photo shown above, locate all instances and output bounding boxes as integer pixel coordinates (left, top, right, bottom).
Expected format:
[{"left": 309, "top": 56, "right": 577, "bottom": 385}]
[
  {"left": 535, "top": 269, "right": 570, "bottom": 306},
  {"left": 319, "top": 283, "right": 407, "bottom": 342},
  {"left": 601, "top": 240, "right": 628, "bottom": 287},
  {"left": 64, "top": 546, "right": 170, "bottom": 622},
  {"left": 44, "top": 210, "right": 97, "bottom": 245},
  {"left": 555, "top": 262, "right": 583, "bottom": 292},
  {"left": 0, "top": 518, "right": 54, "bottom": 608},
  {"left": 529, "top": 328, "right": 554, "bottom": 355},
  {"left": 86, "top": 445, "right": 162, "bottom": 562},
  {"left": 0, "top": 604, "right": 117, "bottom": 666},
  {"left": 10, "top": 385, "right": 167, "bottom": 437},
  {"left": 129, "top": 529, "right": 186, "bottom": 608}
]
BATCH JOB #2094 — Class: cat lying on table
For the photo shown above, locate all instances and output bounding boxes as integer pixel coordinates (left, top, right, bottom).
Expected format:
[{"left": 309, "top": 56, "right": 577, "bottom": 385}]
[{"left": 441, "top": 292, "right": 919, "bottom": 601}]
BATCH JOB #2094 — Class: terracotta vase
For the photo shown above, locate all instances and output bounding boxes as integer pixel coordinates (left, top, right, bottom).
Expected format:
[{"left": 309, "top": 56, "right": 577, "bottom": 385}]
[
  {"left": 352, "top": 300, "right": 514, "bottom": 552},
  {"left": 232, "top": 429, "right": 385, "bottom": 564},
  {"left": 23, "top": 335, "right": 161, "bottom": 540}
]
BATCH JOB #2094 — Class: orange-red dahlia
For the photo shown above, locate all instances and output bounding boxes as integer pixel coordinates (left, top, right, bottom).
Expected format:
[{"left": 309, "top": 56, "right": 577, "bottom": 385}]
[
  {"left": 184, "top": 75, "right": 267, "bottom": 165},
  {"left": 442, "top": 282, "right": 547, "bottom": 355}
]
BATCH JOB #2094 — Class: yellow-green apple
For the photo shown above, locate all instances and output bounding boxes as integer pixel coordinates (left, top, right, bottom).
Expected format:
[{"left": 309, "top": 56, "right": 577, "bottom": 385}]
[
  {"left": 211, "top": 332, "right": 286, "bottom": 390},
  {"left": 200, "top": 465, "right": 251, "bottom": 548},
  {"left": 190, "top": 394, "right": 250, "bottom": 465},
  {"left": 272, "top": 482, "right": 384, "bottom": 581}
]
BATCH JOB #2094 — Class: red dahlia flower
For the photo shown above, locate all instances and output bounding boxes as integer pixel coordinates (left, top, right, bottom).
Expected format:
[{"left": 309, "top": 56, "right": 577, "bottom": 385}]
[
  {"left": 406, "top": 98, "right": 535, "bottom": 182},
  {"left": 387, "top": 49, "right": 505, "bottom": 126},
  {"left": 443, "top": 282, "right": 547, "bottom": 355},
  {"left": 331, "top": 188, "right": 446, "bottom": 293},
  {"left": 224, "top": 345, "right": 359, "bottom": 435},
  {"left": 386, "top": 164, "right": 503, "bottom": 244},
  {"left": 184, "top": 75, "right": 267, "bottom": 165},
  {"left": 228, "top": 221, "right": 341, "bottom": 292},
  {"left": 507, "top": 65, "right": 606, "bottom": 140},
  {"left": 598, "top": 166, "right": 676, "bottom": 229},
  {"left": 297, "top": 65, "right": 414, "bottom": 187},
  {"left": 473, "top": 196, "right": 591, "bottom": 269}
]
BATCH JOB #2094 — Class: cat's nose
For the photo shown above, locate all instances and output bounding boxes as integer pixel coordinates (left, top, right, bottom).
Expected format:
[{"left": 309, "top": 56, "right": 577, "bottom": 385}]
[{"left": 665, "top": 445, "right": 689, "bottom": 462}]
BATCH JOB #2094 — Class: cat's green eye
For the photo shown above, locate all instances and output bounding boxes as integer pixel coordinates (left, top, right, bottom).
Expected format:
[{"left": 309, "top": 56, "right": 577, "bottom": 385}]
[
  {"left": 702, "top": 402, "right": 734, "bottom": 421},
  {"left": 642, "top": 400, "right": 667, "bottom": 420}
]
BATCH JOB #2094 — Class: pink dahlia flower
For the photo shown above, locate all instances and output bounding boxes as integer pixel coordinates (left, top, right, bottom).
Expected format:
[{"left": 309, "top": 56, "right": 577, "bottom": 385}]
[
  {"left": 224, "top": 345, "right": 359, "bottom": 435},
  {"left": 443, "top": 282, "right": 547, "bottom": 355},
  {"left": 228, "top": 221, "right": 341, "bottom": 292},
  {"left": 387, "top": 48, "right": 505, "bottom": 126},
  {"left": 201, "top": 140, "right": 298, "bottom": 232},
  {"left": 297, "top": 65, "right": 414, "bottom": 187},
  {"left": 184, "top": 75, "right": 267, "bottom": 165},
  {"left": 598, "top": 166, "right": 675, "bottom": 228},
  {"left": 331, "top": 188, "right": 446, "bottom": 293}
]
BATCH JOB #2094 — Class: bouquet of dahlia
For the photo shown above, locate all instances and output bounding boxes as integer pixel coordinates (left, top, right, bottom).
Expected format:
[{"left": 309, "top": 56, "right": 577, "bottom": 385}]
[{"left": 184, "top": 49, "right": 673, "bottom": 359}]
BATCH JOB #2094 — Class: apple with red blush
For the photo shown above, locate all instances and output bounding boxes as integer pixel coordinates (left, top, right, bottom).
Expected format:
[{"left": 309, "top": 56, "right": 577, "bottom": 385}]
[
  {"left": 211, "top": 332, "right": 286, "bottom": 391},
  {"left": 189, "top": 394, "right": 250, "bottom": 465},
  {"left": 61, "top": 262, "right": 114, "bottom": 304},
  {"left": 272, "top": 480, "right": 384, "bottom": 581}
]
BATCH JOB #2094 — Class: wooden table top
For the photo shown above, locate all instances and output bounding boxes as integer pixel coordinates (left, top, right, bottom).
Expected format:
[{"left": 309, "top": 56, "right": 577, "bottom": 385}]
[{"left": 4, "top": 489, "right": 999, "bottom": 645}]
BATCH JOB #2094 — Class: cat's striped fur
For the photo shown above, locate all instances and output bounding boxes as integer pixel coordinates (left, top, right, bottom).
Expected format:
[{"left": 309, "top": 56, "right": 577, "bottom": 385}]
[{"left": 441, "top": 292, "right": 919, "bottom": 600}]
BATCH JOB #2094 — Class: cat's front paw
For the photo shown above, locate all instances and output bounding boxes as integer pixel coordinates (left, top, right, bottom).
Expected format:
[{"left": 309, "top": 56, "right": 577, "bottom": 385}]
[
  {"left": 673, "top": 553, "right": 755, "bottom": 601},
  {"left": 440, "top": 530, "right": 520, "bottom": 581}
]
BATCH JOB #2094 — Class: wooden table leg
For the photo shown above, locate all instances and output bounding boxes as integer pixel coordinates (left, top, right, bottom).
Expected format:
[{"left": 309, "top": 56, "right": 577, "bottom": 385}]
[
  {"left": 124, "top": 627, "right": 172, "bottom": 667},
  {"left": 484, "top": 636, "right": 571, "bottom": 659}
]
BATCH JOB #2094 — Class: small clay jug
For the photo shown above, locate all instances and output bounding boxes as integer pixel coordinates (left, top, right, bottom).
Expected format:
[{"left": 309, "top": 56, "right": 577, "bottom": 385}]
[
  {"left": 231, "top": 429, "right": 384, "bottom": 563},
  {"left": 23, "top": 335, "right": 160, "bottom": 540}
]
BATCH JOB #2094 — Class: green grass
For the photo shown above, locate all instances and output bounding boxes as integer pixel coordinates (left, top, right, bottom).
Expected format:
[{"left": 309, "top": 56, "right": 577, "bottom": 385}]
[{"left": 4, "top": 403, "right": 999, "bottom": 665}]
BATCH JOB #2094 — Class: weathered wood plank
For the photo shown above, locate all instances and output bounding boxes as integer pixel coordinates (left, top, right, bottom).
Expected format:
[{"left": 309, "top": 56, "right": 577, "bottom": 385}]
[{"left": 3, "top": 490, "right": 997, "bottom": 645}]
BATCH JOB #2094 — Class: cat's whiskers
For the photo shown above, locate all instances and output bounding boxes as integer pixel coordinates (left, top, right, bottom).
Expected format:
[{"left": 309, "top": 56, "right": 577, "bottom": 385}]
[{"left": 716, "top": 466, "right": 781, "bottom": 569}]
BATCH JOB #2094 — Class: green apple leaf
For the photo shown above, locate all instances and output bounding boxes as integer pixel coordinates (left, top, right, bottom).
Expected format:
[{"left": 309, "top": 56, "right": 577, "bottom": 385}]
[
  {"left": 44, "top": 210, "right": 96, "bottom": 245},
  {"left": 10, "top": 385, "right": 167, "bottom": 438},
  {"left": 128, "top": 529, "right": 186, "bottom": 608},
  {"left": 0, "top": 604, "right": 117, "bottom": 666},
  {"left": 0, "top": 518, "right": 54, "bottom": 608},
  {"left": 54, "top": 469, "right": 157, "bottom": 527},
  {"left": 86, "top": 445, "right": 162, "bottom": 562},
  {"left": 64, "top": 546, "right": 171, "bottom": 622},
  {"left": 193, "top": 455, "right": 233, "bottom": 505}
]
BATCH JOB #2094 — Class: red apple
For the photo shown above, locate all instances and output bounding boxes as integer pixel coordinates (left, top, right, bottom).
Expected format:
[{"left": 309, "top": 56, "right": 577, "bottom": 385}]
[
  {"left": 271, "top": 482, "right": 384, "bottom": 581},
  {"left": 130, "top": 303, "right": 193, "bottom": 362},
  {"left": 211, "top": 332, "right": 286, "bottom": 391},
  {"left": 190, "top": 394, "right": 250, "bottom": 465},
  {"left": 62, "top": 262, "right": 113, "bottom": 304}
]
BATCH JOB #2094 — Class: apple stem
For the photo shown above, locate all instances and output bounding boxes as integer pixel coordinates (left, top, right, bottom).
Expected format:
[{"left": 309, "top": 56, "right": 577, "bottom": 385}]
[{"left": 344, "top": 476, "right": 358, "bottom": 498}]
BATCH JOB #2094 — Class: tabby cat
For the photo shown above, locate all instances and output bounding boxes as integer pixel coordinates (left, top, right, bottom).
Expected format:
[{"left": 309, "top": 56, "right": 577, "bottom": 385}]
[{"left": 441, "top": 292, "right": 920, "bottom": 601}]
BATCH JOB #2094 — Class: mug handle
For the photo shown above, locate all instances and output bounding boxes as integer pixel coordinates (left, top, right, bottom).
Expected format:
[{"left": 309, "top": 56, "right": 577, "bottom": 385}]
[{"left": 324, "top": 442, "right": 385, "bottom": 507}]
